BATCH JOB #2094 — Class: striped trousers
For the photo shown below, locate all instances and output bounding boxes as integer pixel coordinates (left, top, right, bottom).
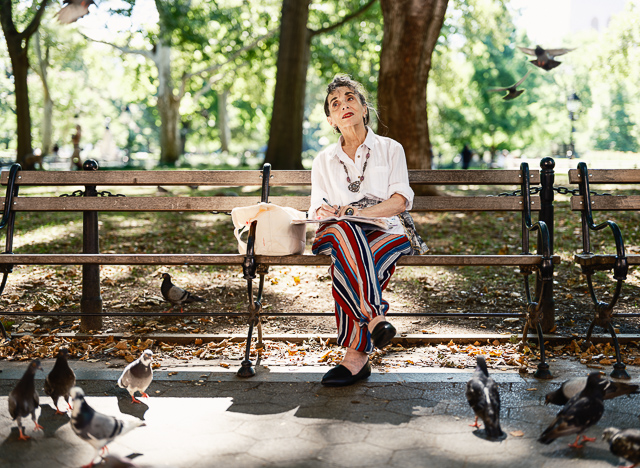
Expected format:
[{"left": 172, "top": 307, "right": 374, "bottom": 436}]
[{"left": 312, "top": 221, "right": 413, "bottom": 353}]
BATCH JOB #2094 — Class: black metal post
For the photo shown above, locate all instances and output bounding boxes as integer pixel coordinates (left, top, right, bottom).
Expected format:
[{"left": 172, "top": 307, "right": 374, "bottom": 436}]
[
  {"left": 80, "top": 159, "right": 102, "bottom": 331},
  {"left": 537, "top": 157, "right": 555, "bottom": 332}
]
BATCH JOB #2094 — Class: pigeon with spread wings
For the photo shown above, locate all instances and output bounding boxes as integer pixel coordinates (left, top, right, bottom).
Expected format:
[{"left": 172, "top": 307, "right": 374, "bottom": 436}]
[
  {"left": 487, "top": 70, "right": 531, "bottom": 100},
  {"left": 518, "top": 45, "right": 575, "bottom": 71}
]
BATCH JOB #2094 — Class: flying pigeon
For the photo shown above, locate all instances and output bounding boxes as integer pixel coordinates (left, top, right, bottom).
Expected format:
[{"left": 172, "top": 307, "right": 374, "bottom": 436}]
[
  {"left": 117, "top": 349, "right": 154, "bottom": 404},
  {"left": 488, "top": 69, "right": 531, "bottom": 100},
  {"left": 70, "top": 387, "right": 146, "bottom": 468},
  {"left": 160, "top": 272, "right": 204, "bottom": 313},
  {"left": 545, "top": 375, "right": 639, "bottom": 406},
  {"left": 518, "top": 45, "right": 575, "bottom": 71},
  {"left": 9, "top": 359, "right": 44, "bottom": 440},
  {"left": 465, "top": 355, "right": 504, "bottom": 439},
  {"left": 44, "top": 348, "right": 76, "bottom": 414},
  {"left": 57, "top": 0, "right": 96, "bottom": 24},
  {"left": 538, "top": 372, "right": 605, "bottom": 448},
  {"left": 603, "top": 427, "right": 640, "bottom": 468}
]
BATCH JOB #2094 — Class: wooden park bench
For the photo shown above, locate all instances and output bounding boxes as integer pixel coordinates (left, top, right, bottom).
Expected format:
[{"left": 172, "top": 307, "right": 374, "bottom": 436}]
[
  {"left": 0, "top": 158, "right": 560, "bottom": 378},
  {"left": 569, "top": 162, "right": 640, "bottom": 379}
]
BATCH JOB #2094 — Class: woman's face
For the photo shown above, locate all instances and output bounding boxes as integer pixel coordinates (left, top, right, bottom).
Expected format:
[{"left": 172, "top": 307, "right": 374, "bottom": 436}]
[{"left": 326, "top": 86, "right": 366, "bottom": 132}]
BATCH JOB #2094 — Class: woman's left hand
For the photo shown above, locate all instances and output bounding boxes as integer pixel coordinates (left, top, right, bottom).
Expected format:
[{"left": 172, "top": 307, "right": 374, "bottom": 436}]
[{"left": 337, "top": 205, "right": 360, "bottom": 217}]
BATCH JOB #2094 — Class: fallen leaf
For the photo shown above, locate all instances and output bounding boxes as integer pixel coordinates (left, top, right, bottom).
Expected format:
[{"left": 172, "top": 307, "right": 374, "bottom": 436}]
[
  {"left": 526, "top": 388, "right": 537, "bottom": 391},
  {"left": 510, "top": 430, "right": 524, "bottom": 437}
]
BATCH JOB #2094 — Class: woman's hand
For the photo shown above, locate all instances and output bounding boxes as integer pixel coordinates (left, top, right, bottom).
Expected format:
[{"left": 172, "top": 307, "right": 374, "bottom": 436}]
[
  {"left": 337, "top": 205, "right": 360, "bottom": 217},
  {"left": 316, "top": 203, "right": 339, "bottom": 219}
]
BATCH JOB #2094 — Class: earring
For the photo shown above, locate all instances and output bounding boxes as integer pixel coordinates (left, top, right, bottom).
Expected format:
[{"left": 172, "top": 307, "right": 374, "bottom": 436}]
[{"left": 332, "top": 126, "right": 339, "bottom": 134}]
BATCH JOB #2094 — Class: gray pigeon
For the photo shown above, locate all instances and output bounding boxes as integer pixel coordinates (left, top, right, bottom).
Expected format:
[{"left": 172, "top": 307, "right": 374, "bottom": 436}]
[
  {"left": 70, "top": 387, "right": 145, "bottom": 467},
  {"left": 603, "top": 427, "right": 640, "bottom": 467},
  {"left": 57, "top": 0, "right": 96, "bottom": 24},
  {"left": 160, "top": 272, "right": 204, "bottom": 313},
  {"left": 9, "top": 359, "right": 44, "bottom": 440},
  {"left": 539, "top": 372, "right": 605, "bottom": 448},
  {"left": 487, "top": 70, "right": 531, "bottom": 101},
  {"left": 517, "top": 45, "right": 575, "bottom": 71},
  {"left": 465, "top": 355, "right": 504, "bottom": 439},
  {"left": 117, "top": 349, "right": 154, "bottom": 404},
  {"left": 44, "top": 348, "right": 76, "bottom": 414},
  {"left": 545, "top": 375, "right": 639, "bottom": 406}
]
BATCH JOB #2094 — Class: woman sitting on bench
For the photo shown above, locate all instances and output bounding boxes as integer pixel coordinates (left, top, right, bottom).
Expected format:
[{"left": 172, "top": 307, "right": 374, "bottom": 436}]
[{"left": 310, "top": 75, "right": 418, "bottom": 387}]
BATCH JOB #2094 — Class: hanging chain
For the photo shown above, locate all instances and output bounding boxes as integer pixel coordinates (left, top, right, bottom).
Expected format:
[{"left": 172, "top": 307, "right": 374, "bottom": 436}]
[
  {"left": 60, "top": 190, "right": 125, "bottom": 197},
  {"left": 492, "top": 186, "right": 612, "bottom": 197}
]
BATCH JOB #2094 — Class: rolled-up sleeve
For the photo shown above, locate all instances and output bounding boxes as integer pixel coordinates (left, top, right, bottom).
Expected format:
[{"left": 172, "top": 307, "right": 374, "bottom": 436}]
[
  {"left": 309, "top": 155, "right": 330, "bottom": 220},
  {"left": 388, "top": 143, "right": 414, "bottom": 210}
]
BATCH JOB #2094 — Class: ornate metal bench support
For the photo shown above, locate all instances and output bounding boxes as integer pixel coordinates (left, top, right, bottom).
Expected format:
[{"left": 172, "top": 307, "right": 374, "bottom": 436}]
[
  {"left": 238, "top": 163, "right": 271, "bottom": 378},
  {"left": 576, "top": 161, "right": 630, "bottom": 379},
  {"left": 519, "top": 161, "right": 554, "bottom": 379},
  {"left": 0, "top": 163, "right": 21, "bottom": 341}
]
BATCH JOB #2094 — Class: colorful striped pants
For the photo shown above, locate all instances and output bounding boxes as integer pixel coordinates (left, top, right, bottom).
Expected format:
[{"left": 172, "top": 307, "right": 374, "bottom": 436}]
[{"left": 312, "top": 221, "right": 413, "bottom": 354}]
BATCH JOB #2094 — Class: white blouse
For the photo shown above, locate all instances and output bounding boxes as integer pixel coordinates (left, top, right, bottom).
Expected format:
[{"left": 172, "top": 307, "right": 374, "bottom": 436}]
[{"left": 309, "top": 127, "right": 414, "bottom": 235}]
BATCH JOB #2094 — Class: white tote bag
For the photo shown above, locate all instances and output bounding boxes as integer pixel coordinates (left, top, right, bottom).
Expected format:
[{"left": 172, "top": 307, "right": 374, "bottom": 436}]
[{"left": 231, "top": 202, "right": 307, "bottom": 255}]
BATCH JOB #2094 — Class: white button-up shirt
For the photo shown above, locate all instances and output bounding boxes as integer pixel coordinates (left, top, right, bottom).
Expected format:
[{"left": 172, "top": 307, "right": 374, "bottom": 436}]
[{"left": 309, "top": 127, "right": 414, "bottom": 235}]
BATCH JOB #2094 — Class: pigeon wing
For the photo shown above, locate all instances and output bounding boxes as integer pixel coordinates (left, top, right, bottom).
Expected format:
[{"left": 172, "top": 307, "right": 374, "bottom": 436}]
[
  {"left": 167, "top": 284, "right": 188, "bottom": 303},
  {"left": 517, "top": 46, "right": 536, "bottom": 56},
  {"left": 611, "top": 429, "right": 640, "bottom": 464},
  {"left": 57, "top": 3, "right": 90, "bottom": 24},
  {"left": 546, "top": 48, "right": 574, "bottom": 57}
]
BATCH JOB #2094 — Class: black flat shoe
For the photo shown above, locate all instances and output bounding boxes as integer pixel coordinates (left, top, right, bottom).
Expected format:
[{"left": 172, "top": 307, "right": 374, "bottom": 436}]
[
  {"left": 371, "top": 321, "right": 396, "bottom": 349},
  {"left": 321, "top": 360, "right": 371, "bottom": 387}
]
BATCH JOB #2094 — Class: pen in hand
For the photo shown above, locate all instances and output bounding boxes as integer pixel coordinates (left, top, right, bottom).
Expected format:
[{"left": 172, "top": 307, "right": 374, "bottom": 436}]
[{"left": 322, "top": 198, "right": 339, "bottom": 215}]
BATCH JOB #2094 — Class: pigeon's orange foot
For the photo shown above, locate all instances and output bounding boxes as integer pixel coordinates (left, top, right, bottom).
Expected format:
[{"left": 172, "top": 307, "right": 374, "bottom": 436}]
[
  {"left": 568, "top": 434, "right": 586, "bottom": 449},
  {"left": 141, "top": 393, "right": 149, "bottom": 398},
  {"left": 131, "top": 395, "right": 143, "bottom": 404},
  {"left": 80, "top": 463, "right": 94, "bottom": 468},
  {"left": 580, "top": 435, "right": 596, "bottom": 443},
  {"left": 469, "top": 417, "right": 481, "bottom": 428},
  {"left": 17, "top": 428, "right": 30, "bottom": 441},
  {"left": 33, "top": 422, "right": 44, "bottom": 431}
]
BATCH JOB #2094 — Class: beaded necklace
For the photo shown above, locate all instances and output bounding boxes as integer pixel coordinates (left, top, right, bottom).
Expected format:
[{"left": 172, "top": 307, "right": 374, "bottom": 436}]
[{"left": 338, "top": 149, "right": 370, "bottom": 193}]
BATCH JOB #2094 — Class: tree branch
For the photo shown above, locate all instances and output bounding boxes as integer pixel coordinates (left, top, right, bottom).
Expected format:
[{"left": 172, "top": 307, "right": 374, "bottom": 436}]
[
  {"left": 309, "top": 0, "right": 377, "bottom": 37},
  {"left": 191, "top": 60, "right": 249, "bottom": 102},
  {"left": 22, "top": 0, "right": 51, "bottom": 41},
  {"left": 80, "top": 33, "right": 156, "bottom": 60}
]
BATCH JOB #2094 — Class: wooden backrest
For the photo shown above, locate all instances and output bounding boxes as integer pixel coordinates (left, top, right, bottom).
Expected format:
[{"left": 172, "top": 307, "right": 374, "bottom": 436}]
[
  {"left": 1, "top": 167, "right": 542, "bottom": 213},
  {"left": 569, "top": 168, "right": 640, "bottom": 212}
]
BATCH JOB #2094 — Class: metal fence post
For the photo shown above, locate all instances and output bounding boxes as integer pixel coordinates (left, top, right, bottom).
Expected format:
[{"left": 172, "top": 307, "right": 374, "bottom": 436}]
[
  {"left": 538, "top": 157, "right": 555, "bottom": 332},
  {"left": 80, "top": 159, "right": 102, "bottom": 331}
]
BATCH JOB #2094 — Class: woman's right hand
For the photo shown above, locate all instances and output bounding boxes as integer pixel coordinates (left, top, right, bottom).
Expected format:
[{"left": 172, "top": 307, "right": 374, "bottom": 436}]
[{"left": 316, "top": 203, "right": 339, "bottom": 219}]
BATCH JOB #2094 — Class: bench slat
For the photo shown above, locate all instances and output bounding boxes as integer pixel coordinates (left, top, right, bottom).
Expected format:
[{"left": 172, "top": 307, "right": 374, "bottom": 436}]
[
  {"left": 269, "top": 170, "right": 539, "bottom": 186},
  {"left": 570, "top": 196, "right": 640, "bottom": 211},
  {"left": 1, "top": 169, "right": 540, "bottom": 187},
  {"left": 568, "top": 169, "right": 640, "bottom": 184},
  {"left": 574, "top": 254, "right": 640, "bottom": 267},
  {"left": 0, "top": 253, "right": 560, "bottom": 266},
  {"left": 4, "top": 195, "right": 540, "bottom": 212},
  {"left": 0, "top": 170, "right": 266, "bottom": 186}
]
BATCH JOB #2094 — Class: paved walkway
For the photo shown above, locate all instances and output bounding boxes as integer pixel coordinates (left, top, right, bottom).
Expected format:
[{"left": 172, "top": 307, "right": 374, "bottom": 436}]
[{"left": 0, "top": 359, "right": 638, "bottom": 468}]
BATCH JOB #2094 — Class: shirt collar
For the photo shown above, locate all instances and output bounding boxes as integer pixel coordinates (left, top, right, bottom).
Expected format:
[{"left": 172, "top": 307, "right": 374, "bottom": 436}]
[{"left": 331, "top": 126, "right": 375, "bottom": 161}]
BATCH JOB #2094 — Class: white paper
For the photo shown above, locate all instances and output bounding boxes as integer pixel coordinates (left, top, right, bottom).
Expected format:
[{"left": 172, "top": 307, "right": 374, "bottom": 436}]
[{"left": 291, "top": 215, "right": 389, "bottom": 230}]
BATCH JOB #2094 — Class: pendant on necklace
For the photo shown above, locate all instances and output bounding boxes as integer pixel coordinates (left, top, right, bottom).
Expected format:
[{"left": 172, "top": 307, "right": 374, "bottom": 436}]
[{"left": 348, "top": 181, "right": 361, "bottom": 192}]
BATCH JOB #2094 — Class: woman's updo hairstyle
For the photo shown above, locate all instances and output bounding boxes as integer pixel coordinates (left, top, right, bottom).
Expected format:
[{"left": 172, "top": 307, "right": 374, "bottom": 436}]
[{"left": 324, "top": 75, "right": 371, "bottom": 133}]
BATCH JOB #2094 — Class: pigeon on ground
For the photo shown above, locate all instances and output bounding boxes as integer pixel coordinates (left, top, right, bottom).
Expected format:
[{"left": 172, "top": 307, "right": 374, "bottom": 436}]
[
  {"left": 465, "top": 355, "right": 504, "bottom": 439},
  {"left": 517, "top": 45, "right": 575, "bottom": 71},
  {"left": 57, "top": 0, "right": 96, "bottom": 24},
  {"left": 545, "top": 375, "right": 639, "bottom": 406},
  {"left": 160, "top": 272, "right": 204, "bottom": 313},
  {"left": 9, "top": 359, "right": 44, "bottom": 440},
  {"left": 539, "top": 372, "right": 605, "bottom": 448},
  {"left": 603, "top": 427, "right": 640, "bottom": 468},
  {"left": 44, "top": 348, "right": 76, "bottom": 414},
  {"left": 117, "top": 349, "right": 154, "bottom": 404},
  {"left": 70, "top": 387, "right": 146, "bottom": 468},
  {"left": 98, "top": 454, "right": 140, "bottom": 468},
  {"left": 487, "top": 69, "right": 531, "bottom": 101}
]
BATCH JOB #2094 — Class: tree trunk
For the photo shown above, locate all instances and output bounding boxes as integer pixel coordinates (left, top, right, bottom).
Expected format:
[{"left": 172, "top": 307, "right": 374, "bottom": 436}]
[
  {"left": 34, "top": 31, "right": 53, "bottom": 156},
  {"left": 264, "top": 0, "right": 311, "bottom": 170},
  {"left": 218, "top": 87, "right": 231, "bottom": 153},
  {"left": 155, "top": 42, "right": 181, "bottom": 166},
  {"left": 379, "top": 0, "right": 448, "bottom": 191},
  {"left": 0, "top": 0, "right": 50, "bottom": 170}
]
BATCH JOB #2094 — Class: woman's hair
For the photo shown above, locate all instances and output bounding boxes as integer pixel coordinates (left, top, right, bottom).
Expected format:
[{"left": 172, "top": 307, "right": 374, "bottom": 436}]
[{"left": 324, "top": 75, "right": 371, "bottom": 132}]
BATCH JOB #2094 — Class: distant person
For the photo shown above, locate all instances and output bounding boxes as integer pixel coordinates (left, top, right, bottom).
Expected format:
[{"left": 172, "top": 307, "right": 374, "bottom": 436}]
[
  {"left": 71, "top": 124, "right": 82, "bottom": 170},
  {"left": 461, "top": 144, "right": 472, "bottom": 169}
]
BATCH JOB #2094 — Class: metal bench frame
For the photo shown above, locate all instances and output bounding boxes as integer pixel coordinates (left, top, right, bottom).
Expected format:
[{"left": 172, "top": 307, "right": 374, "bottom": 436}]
[{"left": 0, "top": 159, "right": 559, "bottom": 378}]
